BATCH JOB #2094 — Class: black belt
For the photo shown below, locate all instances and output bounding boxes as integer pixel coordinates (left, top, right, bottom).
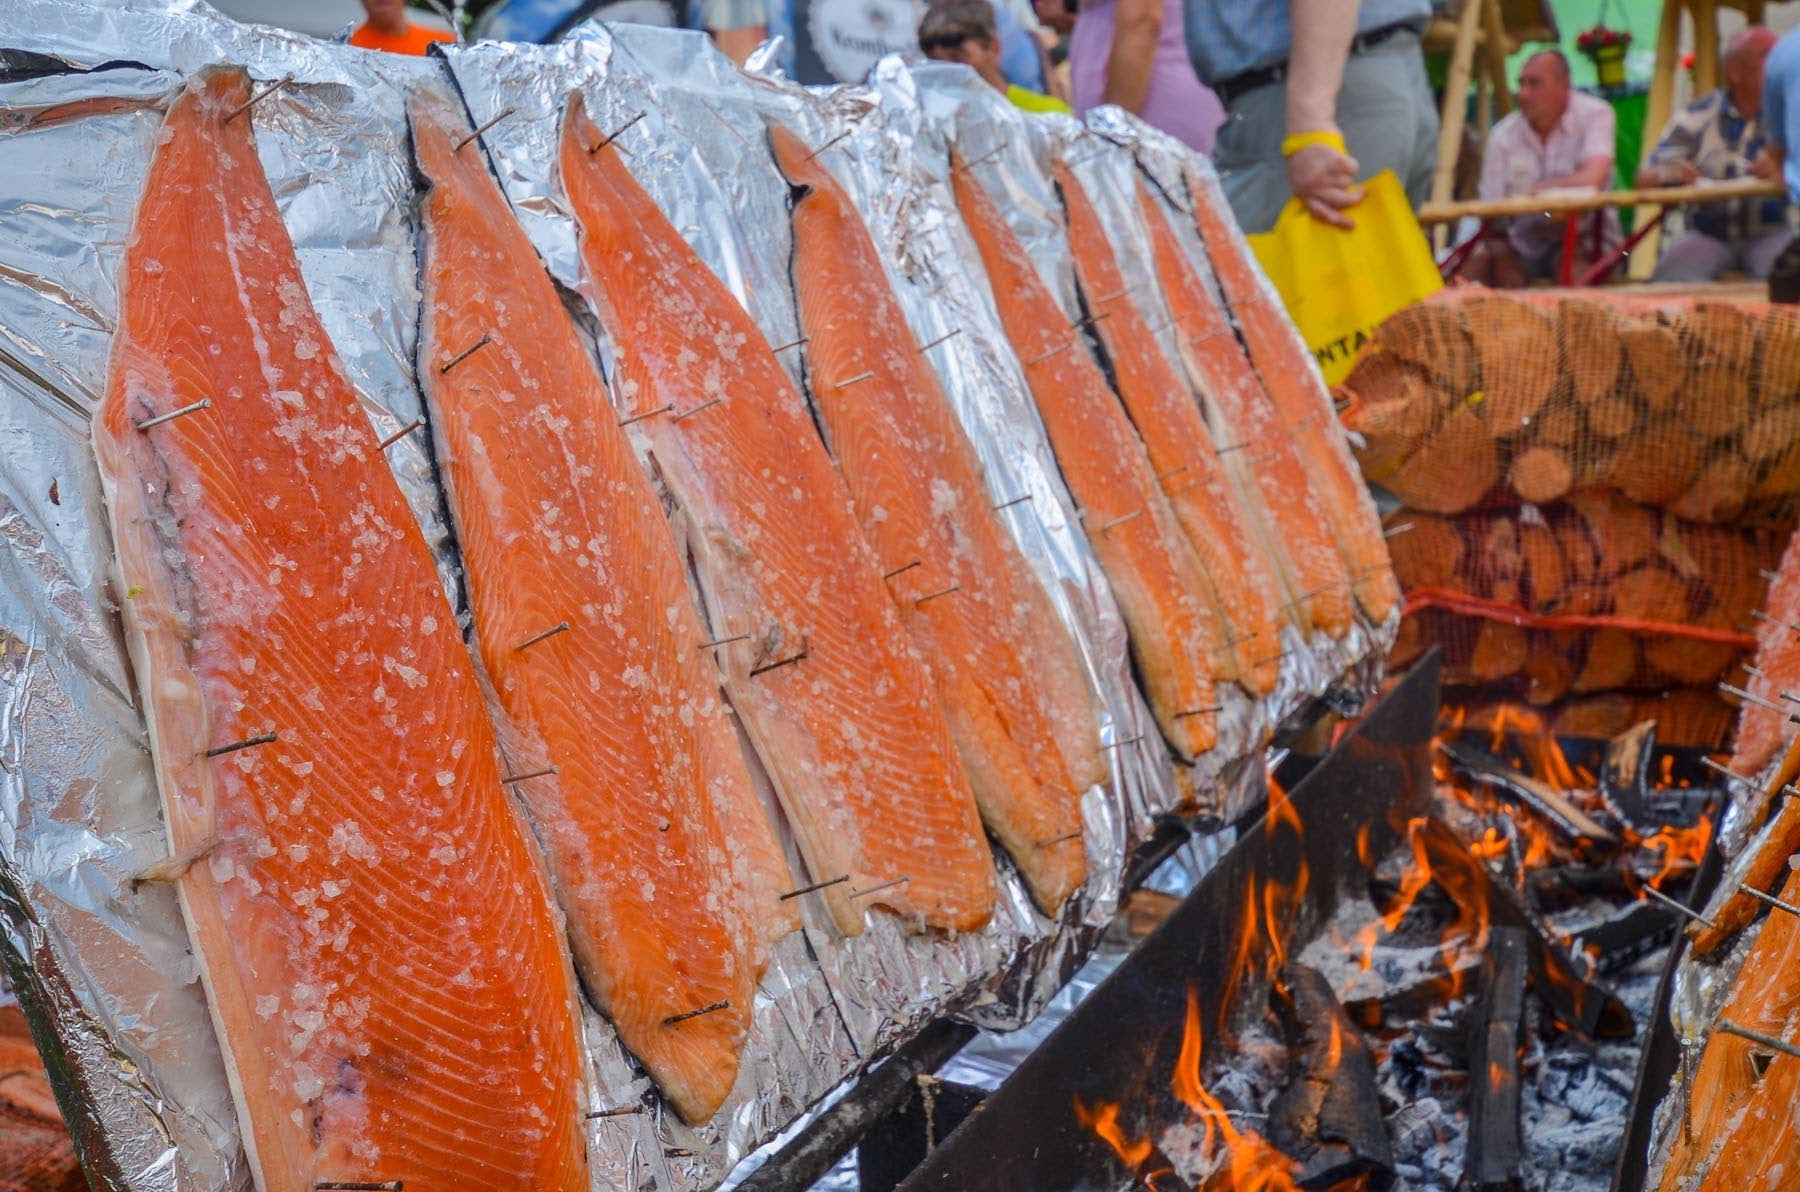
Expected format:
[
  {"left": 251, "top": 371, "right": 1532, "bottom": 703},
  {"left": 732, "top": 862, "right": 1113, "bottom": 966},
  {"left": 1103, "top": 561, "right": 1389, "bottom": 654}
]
[{"left": 1213, "top": 21, "right": 1423, "bottom": 107}]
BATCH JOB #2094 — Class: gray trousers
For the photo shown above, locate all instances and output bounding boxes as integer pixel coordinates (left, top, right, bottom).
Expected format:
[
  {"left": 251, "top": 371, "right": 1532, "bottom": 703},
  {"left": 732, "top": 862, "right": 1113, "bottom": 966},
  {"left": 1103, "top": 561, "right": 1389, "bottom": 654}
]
[
  {"left": 1651, "top": 227, "right": 1795, "bottom": 282},
  {"left": 1213, "top": 30, "right": 1439, "bottom": 235}
]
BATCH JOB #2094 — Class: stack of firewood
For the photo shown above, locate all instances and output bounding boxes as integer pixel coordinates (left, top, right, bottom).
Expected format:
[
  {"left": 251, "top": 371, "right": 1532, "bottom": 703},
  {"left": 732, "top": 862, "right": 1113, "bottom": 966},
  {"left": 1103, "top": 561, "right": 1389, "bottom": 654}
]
[{"left": 1346, "top": 289, "right": 1800, "bottom": 748}]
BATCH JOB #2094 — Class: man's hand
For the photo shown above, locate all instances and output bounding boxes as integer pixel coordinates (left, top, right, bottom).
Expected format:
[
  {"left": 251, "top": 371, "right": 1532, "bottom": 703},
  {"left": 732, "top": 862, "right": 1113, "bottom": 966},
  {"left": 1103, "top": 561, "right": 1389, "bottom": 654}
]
[
  {"left": 1753, "top": 148, "right": 1782, "bottom": 180},
  {"left": 1664, "top": 160, "right": 1701, "bottom": 186},
  {"left": 1286, "top": 138, "right": 1363, "bottom": 228}
]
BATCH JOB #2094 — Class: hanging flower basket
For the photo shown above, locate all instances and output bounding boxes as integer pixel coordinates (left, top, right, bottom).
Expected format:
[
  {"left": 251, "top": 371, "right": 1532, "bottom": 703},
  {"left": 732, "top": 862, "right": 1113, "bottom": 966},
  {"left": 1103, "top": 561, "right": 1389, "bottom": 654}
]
[{"left": 1577, "top": 24, "right": 1632, "bottom": 87}]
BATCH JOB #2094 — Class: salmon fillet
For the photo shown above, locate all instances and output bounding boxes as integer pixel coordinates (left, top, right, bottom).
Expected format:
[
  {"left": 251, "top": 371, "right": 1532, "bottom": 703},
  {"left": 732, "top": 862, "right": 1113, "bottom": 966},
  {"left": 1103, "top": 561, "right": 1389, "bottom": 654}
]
[
  {"left": 1134, "top": 180, "right": 1355, "bottom": 640},
  {"left": 91, "top": 69, "right": 588, "bottom": 1190},
  {"left": 1184, "top": 169, "right": 1399, "bottom": 624},
  {"left": 950, "top": 156, "right": 1231, "bottom": 759},
  {"left": 557, "top": 96, "right": 995, "bottom": 937},
  {"left": 1655, "top": 867, "right": 1800, "bottom": 1190},
  {"left": 1732, "top": 531, "right": 1800, "bottom": 781},
  {"left": 768, "top": 125, "right": 1099, "bottom": 915},
  {"left": 411, "top": 95, "right": 796, "bottom": 1124},
  {"left": 1053, "top": 160, "right": 1284, "bottom": 696}
]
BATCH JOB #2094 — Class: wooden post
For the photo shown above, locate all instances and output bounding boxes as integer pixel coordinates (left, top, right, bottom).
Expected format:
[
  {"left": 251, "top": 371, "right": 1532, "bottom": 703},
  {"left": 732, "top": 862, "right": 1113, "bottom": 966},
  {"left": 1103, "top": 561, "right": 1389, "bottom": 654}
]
[
  {"left": 1480, "top": 0, "right": 1514, "bottom": 116},
  {"left": 1693, "top": 0, "right": 1720, "bottom": 93},
  {"left": 1431, "top": 0, "right": 1486, "bottom": 251},
  {"left": 1629, "top": 0, "right": 1688, "bottom": 279}
]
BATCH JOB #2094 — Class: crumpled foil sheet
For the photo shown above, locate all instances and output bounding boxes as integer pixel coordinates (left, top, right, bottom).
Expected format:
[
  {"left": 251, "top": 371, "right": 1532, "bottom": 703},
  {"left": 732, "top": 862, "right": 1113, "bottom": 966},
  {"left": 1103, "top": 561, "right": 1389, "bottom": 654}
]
[{"left": 1, "top": 3, "right": 1381, "bottom": 1188}]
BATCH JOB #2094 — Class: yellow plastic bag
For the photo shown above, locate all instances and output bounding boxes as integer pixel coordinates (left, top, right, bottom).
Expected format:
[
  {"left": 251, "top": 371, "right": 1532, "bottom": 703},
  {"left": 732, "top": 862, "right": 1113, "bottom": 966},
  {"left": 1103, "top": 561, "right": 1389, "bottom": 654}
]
[{"left": 1246, "top": 170, "right": 1441, "bottom": 386}]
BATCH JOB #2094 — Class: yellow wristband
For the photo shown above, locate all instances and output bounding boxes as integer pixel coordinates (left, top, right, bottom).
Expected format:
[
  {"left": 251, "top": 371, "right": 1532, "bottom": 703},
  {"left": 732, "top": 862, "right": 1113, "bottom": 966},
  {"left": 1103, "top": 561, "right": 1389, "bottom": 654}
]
[{"left": 1281, "top": 130, "right": 1347, "bottom": 158}]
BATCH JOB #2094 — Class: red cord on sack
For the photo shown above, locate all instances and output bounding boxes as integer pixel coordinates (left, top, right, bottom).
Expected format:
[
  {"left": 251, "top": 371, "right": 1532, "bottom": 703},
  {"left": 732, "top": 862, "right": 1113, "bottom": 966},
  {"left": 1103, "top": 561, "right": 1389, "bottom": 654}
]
[{"left": 1401, "top": 586, "right": 1758, "bottom": 649}]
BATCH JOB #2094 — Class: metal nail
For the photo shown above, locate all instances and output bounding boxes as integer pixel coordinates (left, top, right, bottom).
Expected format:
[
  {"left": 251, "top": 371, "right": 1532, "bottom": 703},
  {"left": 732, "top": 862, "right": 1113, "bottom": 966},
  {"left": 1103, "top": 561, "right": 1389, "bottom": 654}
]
[
  {"left": 1098, "top": 509, "right": 1143, "bottom": 532},
  {"left": 1105, "top": 734, "right": 1145, "bottom": 749},
  {"left": 1216, "top": 441, "right": 1250, "bottom": 454},
  {"left": 438, "top": 333, "right": 493, "bottom": 374},
  {"left": 1165, "top": 479, "right": 1203, "bottom": 499},
  {"left": 515, "top": 621, "right": 571, "bottom": 652},
  {"left": 1035, "top": 831, "right": 1083, "bottom": 848},
  {"left": 1700, "top": 757, "right": 1757, "bottom": 786},
  {"left": 915, "top": 583, "right": 960, "bottom": 606},
  {"left": 377, "top": 418, "right": 424, "bottom": 450},
  {"left": 1738, "top": 882, "right": 1800, "bottom": 919},
  {"left": 918, "top": 328, "right": 963, "bottom": 352},
  {"left": 135, "top": 398, "right": 213, "bottom": 432},
  {"left": 587, "top": 111, "right": 646, "bottom": 154},
  {"left": 1384, "top": 522, "right": 1415, "bottom": 539},
  {"left": 1072, "top": 311, "right": 1113, "bottom": 330},
  {"left": 770, "top": 336, "right": 810, "bottom": 353},
  {"left": 1760, "top": 568, "right": 1780, "bottom": 583},
  {"left": 1643, "top": 883, "right": 1718, "bottom": 929},
  {"left": 1025, "top": 342, "right": 1071, "bottom": 365},
  {"left": 883, "top": 559, "right": 923, "bottom": 580},
  {"left": 1154, "top": 464, "right": 1191, "bottom": 482},
  {"left": 852, "top": 875, "right": 911, "bottom": 898},
  {"left": 584, "top": 1106, "right": 643, "bottom": 1119},
  {"left": 1751, "top": 609, "right": 1800, "bottom": 636},
  {"left": 204, "top": 732, "right": 277, "bottom": 758},
  {"left": 312, "top": 1183, "right": 402, "bottom": 1191},
  {"left": 455, "top": 106, "right": 516, "bottom": 151},
  {"left": 1718, "top": 682, "right": 1800, "bottom": 721},
  {"left": 1172, "top": 705, "right": 1221, "bottom": 719},
  {"left": 501, "top": 765, "right": 558, "bottom": 784},
  {"left": 696, "top": 633, "right": 751, "bottom": 651},
  {"left": 749, "top": 648, "right": 808, "bottom": 677},
  {"left": 619, "top": 403, "right": 674, "bottom": 427},
  {"left": 954, "top": 147, "right": 1005, "bottom": 171},
  {"left": 1716, "top": 1019, "right": 1800, "bottom": 1061},
  {"left": 778, "top": 874, "right": 850, "bottom": 901},
  {"left": 662, "top": 999, "right": 731, "bottom": 1026},
  {"left": 1095, "top": 285, "right": 1135, "bottom": 304},
  {"left": 227, "top": 74, "right": 295, "bottom": 122},
  {"left": 674, "top": 397, "right": 722, "bottom": 421},
  {"left": 831, "top": 371, "right": 876, "bottom": 389},
  {"left": 803, "top": 130, "right": 851, "bottom": 161}
]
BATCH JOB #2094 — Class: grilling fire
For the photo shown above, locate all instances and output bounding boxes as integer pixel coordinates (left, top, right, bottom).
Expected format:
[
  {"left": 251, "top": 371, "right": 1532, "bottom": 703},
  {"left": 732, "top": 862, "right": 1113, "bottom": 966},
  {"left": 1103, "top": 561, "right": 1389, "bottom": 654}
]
[{"left": 1076, "top": 703, "right": 1718, "bottom": 1190}]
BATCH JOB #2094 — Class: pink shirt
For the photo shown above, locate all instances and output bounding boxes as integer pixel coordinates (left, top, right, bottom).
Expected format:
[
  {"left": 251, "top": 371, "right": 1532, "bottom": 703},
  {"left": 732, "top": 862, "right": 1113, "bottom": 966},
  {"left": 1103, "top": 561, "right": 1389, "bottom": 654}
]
[
  {"left": 1069, "top": 0, "right": 1224, "bottom": 155},
  {"left": 1480, "top": 90, "right": 1620, "bottom": 258}
]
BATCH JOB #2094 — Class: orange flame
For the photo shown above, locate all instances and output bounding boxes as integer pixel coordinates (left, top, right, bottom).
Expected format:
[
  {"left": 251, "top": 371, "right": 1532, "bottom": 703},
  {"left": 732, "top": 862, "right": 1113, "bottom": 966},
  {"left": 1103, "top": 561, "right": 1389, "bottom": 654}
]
[
  {"left": 1073, "top": 1096, "right": 1154, "bottom": 1172},
  {"left": 1168, "top": 988, "right": 1303, "bottom": 1191}
]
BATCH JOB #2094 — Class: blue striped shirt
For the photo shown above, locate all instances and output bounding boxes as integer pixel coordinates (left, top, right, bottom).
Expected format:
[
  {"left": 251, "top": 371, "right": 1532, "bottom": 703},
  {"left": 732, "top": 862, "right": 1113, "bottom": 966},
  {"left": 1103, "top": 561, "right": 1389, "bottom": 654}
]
[{"left": 1185, "top": 0, "right": 1433, "bottom": 86}]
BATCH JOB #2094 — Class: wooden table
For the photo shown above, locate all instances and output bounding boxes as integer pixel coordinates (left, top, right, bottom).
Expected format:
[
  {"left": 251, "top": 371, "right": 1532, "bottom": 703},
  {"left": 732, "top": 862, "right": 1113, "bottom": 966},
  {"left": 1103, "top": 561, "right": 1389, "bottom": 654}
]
[{"left": 1417, "top": 176, "right": 1785, "bottom": 227}]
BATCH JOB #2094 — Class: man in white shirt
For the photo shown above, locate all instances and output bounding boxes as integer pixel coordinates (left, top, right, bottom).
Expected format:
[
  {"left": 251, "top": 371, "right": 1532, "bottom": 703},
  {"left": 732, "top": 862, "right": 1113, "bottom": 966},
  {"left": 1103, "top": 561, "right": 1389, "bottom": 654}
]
[{"left": 1460, "top": 50, "right": 1620, "bottom": 287}]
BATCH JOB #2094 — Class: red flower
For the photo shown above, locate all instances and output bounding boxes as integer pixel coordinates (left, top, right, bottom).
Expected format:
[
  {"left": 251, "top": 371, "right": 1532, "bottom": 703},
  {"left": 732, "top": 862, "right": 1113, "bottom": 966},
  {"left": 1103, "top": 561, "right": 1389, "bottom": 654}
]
[{"left": 1576, "top": 24, "right": 1632, "bottom": 53}]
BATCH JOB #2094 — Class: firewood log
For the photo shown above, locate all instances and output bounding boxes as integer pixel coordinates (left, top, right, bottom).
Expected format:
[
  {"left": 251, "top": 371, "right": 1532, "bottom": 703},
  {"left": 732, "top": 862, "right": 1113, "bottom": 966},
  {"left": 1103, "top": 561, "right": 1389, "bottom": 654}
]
[
  {"left": 1618, "top": 317, "right": 1686, "bottom": 413},
  {"left": 1750, "top": 435, "right": 1800, "bottom": 501},
  {"left": 1385, "top": 514, "right": 1463, "bottom": 590},
  {"left": 1642, "top": 636, "right": 1737, "bottom": 686},
  {"left": 1611, "top": 562, "right": 1695, "bottom": 623},
  {"left": 1740, "top": 400, "right": 1800, "bottom": 466},
  {"left": 1464, "top": 294, "right": 1560, "bottom": 436},
  {"left": 1509, "top": 447, "right": 1574, "bottom": 505},
  {"left": 1479, "top": 518, "right": 1523, "bottom": 604},
  {"left": 1634, "top": 687, "right": 1736, "bottom": 749},
  {"left": 1667, "top": 449, "right": 1752, "bottom": 524},
  {"left": 1520, "top": 521, "right": 1567, "bottom": 613},
  {"left": 1389, "top": 612, "right": 1426, "bottom": 669},
  {"left": 1558, "top": 296, "right": 1625, "bottom": 408},
  {"left": 1598, "top": 418, "right": 1704, "bottom": 505},
  {"left": 1347, "top": 394, "right": 1431, "bottom": 484},
  {"left": 1371, "top": 299, "right": 1478, "bottom": 394},
  {"left": 1553, "top": 694, "right": 1637, "bottom": 740},
  {"left": 1470, "top": 620, "right": 1529, "bottom": 680},
  {"left": 1573, "top": 629, "right": 1640, "bottom": 692},
  {"left": 1524, "top": 632, "right": 1577, "bottom": 705},
  {"left": 1382, "top": 402, "right": 1498, "bottom": 514},
  {"left": 1569, "top": 490, "right": 1659, "bottom": 578},
  {"left": 1533, "top": 401, "right": 1584, "bottom": 449},
  {"left": 1755, "top": 305, "right": 1800, "bottom": 399},
  {"left": 1554, "top": 505, "right": 1603, "bottom": 614},
  {"left": 1676, "top": 303, "right": 1757, "bottom": 438},
  {"left": 1585, "top": 393, "right": 1641, "bottom": 440}
]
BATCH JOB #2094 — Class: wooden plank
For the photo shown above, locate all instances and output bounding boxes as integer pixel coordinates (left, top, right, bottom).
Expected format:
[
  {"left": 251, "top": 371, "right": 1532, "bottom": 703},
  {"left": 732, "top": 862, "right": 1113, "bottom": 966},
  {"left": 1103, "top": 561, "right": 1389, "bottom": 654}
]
[
  {"left": 1416, "top": 176, "right": 1782, "bottom": 225},
  {"left": 1432, "top": 0, "right": 1487, "bottom": 251}
]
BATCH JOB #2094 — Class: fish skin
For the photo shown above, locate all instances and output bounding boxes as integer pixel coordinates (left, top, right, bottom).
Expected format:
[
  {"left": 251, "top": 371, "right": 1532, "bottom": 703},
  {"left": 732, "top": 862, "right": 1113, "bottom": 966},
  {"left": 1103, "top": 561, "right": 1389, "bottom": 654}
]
[
  {"left": 768, "top": 124, "right": 1099, "bottom": 916},
  {"left": 1184, "top": 168, "right": 1400, "bottom": 624},
  {"left": 1133, "top": 179, "right": 1356, "bottom": 640},
  {"left": 1052, "top": 159, "right": 1284, "bottom": 698},
  {"left": 558, "top": 95, "right": 996, "bottom": 938},
  {"left": 410, "top": 94, "right": 796, "bottom": 1125},
  {"left": 91, "top": 68, "right": 588, "bottom": 1191},
  {"left": 950, "top": 153, "right": 1228, "bottom": 760}
]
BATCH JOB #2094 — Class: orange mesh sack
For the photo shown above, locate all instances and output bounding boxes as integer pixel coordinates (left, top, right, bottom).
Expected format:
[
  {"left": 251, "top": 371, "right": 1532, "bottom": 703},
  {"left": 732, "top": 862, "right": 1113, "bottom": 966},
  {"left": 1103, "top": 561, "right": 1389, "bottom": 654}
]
[{"left": 1342, "top": 289, "right": 1800, "bottom": 523}]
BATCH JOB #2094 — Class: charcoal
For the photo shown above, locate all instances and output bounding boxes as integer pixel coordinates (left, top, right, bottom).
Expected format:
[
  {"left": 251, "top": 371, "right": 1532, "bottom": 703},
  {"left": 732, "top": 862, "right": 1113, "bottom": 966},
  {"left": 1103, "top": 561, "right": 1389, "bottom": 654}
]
[
  {"left": 1266, "top": 964, "right": 1396, "bottom": 1190},
  {"left": 1465, "top": 927, "right": 1528, "bottom": 1191}
]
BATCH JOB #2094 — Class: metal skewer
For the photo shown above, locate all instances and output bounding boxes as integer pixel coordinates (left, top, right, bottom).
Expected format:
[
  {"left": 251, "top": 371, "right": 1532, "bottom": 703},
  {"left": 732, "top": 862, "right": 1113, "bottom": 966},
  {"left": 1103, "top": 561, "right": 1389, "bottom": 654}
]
[
  {"left": 696, "top": 633, "right": 750, "bottom": 651},
  {"left": 1716, "top": 1019, "right": 1800, "bottom": 1061},
  {"left": 204, "top": 732, "right": 278, "bottom": 758},
  {"left": 915, "top": 584, "right": 960, "bottom": 606},
  {"left": 778, "top": 874, "right": 850, "bottom": 901},
  {"left": 455, "top": 106, "right": 516, "bottom": 151},
  {"left": 852, "top": 876, "right": 911, "bottom": 898},
  {"left": 585, "top": 1106, "right": 643, "bottom": 1119},
  {"left": 1642, "top": 883, "right": 1718, "bottom": 929},
  {"left": 882, "top": 560, "right": 923, "bottom": 580},
  {"left": 1737, "top": 882, "right": 1800, "bottom": 919},
  {"left": 674, "top": 397, "right": 722, "bottom": 421},
  {"left": 515, "top": 621, "right": 571, "bottom": 652},
  {"left": 831, "top": 371, "right": 876, "bottom": 389},
  {"left": 588, "top": 111, "right": 646, "bottom": 154},
  {"left": 770, "top": 336, "right": 809, "bottom": 353},
  {"left": 918, "top": 328, "right": 963, "bottom": 352},
  {"left": 1098, "top": 509, "right": 1143, "bottom": 532},
  {"left": 662, "top": 999, "right": 731, "bottom": 1026},
  {"left": 803, "top": 130, "right": 852, "bottom": 161},
  {"left": 377, "top": 418, "right": 424, "bottom": 450},
  {"left": 500, "top": 765, "right": 558, "bottom": 784},
  {"left": 227, "top": 74, "right": 295, "bottom": 122},
  {"left": 618, "top": 403, "right": 673, "bottom": 427},
  {"left": 135, "top": 398, "right": 213, "bottom": 432},
  {"left": 438, "top": 333, "right": 492, "bottom": 374},
  {"left": 748, "top": 648, "right": 808, "bottom": 677}
]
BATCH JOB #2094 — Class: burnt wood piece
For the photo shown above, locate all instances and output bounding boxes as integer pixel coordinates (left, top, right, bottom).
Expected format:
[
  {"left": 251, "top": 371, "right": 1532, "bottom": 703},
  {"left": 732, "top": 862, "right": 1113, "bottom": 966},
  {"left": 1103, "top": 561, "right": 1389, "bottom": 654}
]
[
  {"left": 1596, "top": 720, "right": 1659, "bottom": 834},
  {"left": 1266, "top": 964, "right": 1396, "bottom": 1190},
  {"left": 1440, "top": 739, "right": 1620, "bottom": 850},
  {"left": 1575, "top": 902, "right": 1680, "bottom": 973},
  {"left": 1525, "top": 865, "right": 1635, "bottom": 912},
  {"left": 895, "top": 655, "right": 1444, "bottom": 1192},
  {"left": 1341, "top": 961, "right": 1483, "bottom": 1032},
  {"left": 1417, "top": 817, "right": 1634, "bottom": 1040},
  {"left": 1465, "top": 926, "right": 1528, "bottom": 1191}
]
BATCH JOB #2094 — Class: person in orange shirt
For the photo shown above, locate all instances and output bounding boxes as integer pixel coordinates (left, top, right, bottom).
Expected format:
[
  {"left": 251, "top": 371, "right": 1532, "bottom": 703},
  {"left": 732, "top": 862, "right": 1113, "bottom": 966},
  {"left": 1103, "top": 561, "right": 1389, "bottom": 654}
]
[{"left": 349, "top": 0, "right": 455, "bottom": 55}]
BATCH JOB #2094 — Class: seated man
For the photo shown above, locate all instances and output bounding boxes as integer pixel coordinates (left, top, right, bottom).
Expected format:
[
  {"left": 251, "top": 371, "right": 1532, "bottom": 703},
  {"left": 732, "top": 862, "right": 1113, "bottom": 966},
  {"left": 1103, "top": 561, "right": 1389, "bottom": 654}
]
[
  {"left": 1640, "top": 27, "right": 1789, "bottom": 282},
  {"left": 919, "top": 0, "right": 1070, "bottom": 113},
  {"left": 1460, "top": 50, "right": 1619, "bottom": 288}
]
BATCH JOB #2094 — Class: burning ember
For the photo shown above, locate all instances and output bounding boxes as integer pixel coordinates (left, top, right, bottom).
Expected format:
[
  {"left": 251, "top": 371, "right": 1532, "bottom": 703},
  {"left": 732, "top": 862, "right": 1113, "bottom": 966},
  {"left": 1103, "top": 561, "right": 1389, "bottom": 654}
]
[{"left": 1077, "top": 703, "right": 1724, "bottom": 1190}]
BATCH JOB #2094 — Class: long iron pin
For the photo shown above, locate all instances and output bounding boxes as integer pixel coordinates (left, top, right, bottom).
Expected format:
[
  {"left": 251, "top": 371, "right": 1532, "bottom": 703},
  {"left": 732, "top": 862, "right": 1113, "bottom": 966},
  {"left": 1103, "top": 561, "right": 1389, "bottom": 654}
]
[
  {"left": 588, "top": 111, "right": 646, "bottom": 154},
  {"left": 954, "top": 146, "right": 1005, "bottom": 171},
  {"left": 1643, "top": 883, "right": 1718, "bottom": 929},
  {"left": 1738, "top": 883, "right": 1800, "bottom": 919},
  {"left": 1700, "top": 757, "right": 1757, "bottom": 786},
  {"left": 779, "top": 874, "right": 850, "bottom": 901},
  {"left": 852, "top": 876, "right": 911, "bottom": 898},
  {"left": 749, "top": 648, "right": 808, "bottom": 677},
  {"left": 135, "top": 398, "right": 212, "bottom": 432},
  {"left": 663, "top": 999, "right": 730, "bottom": 1026},
  {"left": 585, "top": 1106, "right": 643, "bottom": 1119},
  {"left": 1716, "top": 1019, "right": 1800, "bottom": 1060},
  {"left": 883, "top": 559, "right": 923, "bottom": 580},
  {"left": 439, "top": 333, "right": 492, "bottom": 374},
  {"left": 1173, "top": 705, "right": 1221, "bottom": 719},
  {"left": 619, "top": 403, "right": 674, "bottom": 427},
  {"left": 1718, "top": 682, "right": 1800, "bottom": 720},
  {"left": 918, "top": 328, "right": 963, "bottom": 353},
  {"left": 994, "top": 494, "right": 1033, "bottom": 511},
  {"left": 1154, "top": 464, "right": 1191, "bottom": 482},
  {"left": 674, "top": 397, "right": 722, "bottom": 421},
  {"left": 227, "top": 74, "right": 295, "bottom": 122},
  {"left": 455, "top": 106, "right": 516, "bottom": 151},
  {"left": 515, "top": 621, "right": 571, "bottom": 652},
  {"left": 915, "top": 583, "right": 960, "bottom": 606},
  {"left": 1105, "top": 734, "right": 1145, "bottom": 749},
  {"left": 804, "top": 130, "right": 852, "bottom": 161},
  {"left": 501, "top": 765, "right": 558, "bottom": 784},
  {"left": 1035, "top": 831, "right": 1083, "bottom": 848},
  {"left": 1025, "top": 342, "right": 1071, "bottom": 365},
  {"left": 313, "top": 1183, "right": 403, "bottom": 1191},
  {"left": 1098, "top": 509, "right": 1143, "bottom": 532},
  {"left": 204, "top": 732, "right": 277, "bottom": 758},
  {"left": 770, "top": 336, "right": 809, "bottom": 353},
  {"left": 696, "top": 633, "right": 750, "bottom": 651},
  {"left": 377, "top": 418, "right": 424, "bottom": 450},
  {"left": 831, "top": 371, "right": 876, "bottom": 389},
  {"left": 1384, "top": 522, "right": 1415, "bottom": 538},
  {"left": 1751, "top": 609, "right": 1800, "bottom": 636}
]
